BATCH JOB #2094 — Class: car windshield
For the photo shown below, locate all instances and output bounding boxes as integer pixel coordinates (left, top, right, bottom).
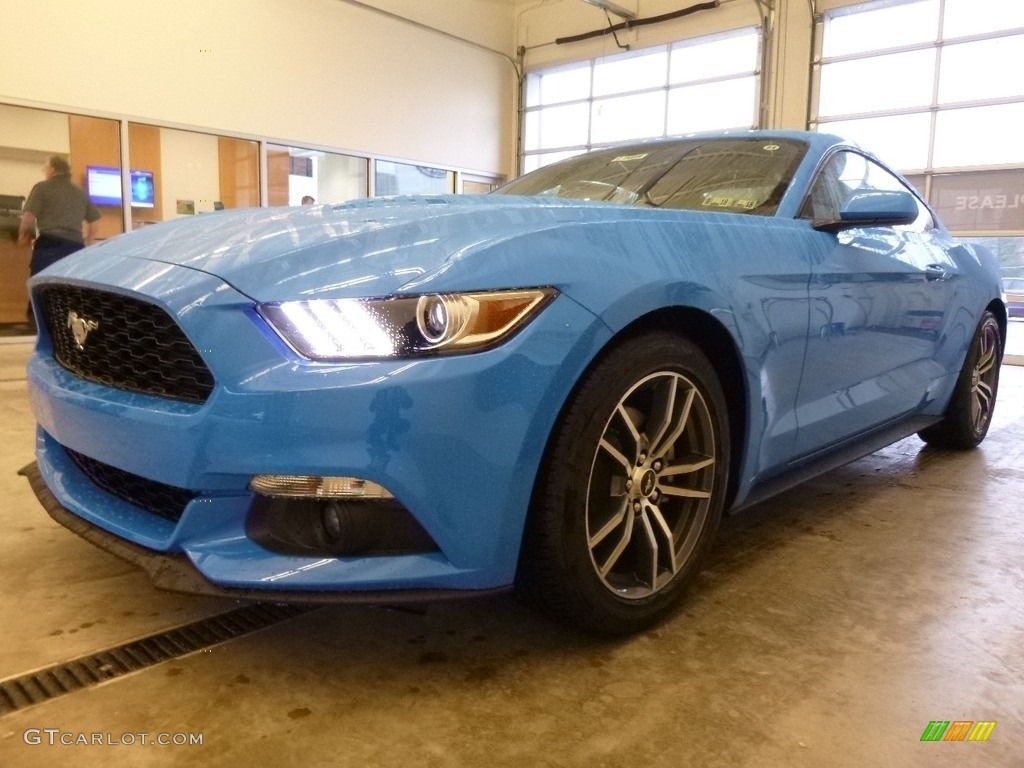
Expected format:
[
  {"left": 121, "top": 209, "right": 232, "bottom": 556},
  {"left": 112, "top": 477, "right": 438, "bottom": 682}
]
[{"left": 495, "top": 138, "right": 808, "bottom": 216}]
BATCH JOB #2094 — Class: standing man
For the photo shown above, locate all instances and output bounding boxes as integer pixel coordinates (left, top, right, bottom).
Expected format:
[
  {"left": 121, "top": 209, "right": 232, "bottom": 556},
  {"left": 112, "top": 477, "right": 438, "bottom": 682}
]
[{"left": 19, "top": 155, "right": 101, "bottom": 275}]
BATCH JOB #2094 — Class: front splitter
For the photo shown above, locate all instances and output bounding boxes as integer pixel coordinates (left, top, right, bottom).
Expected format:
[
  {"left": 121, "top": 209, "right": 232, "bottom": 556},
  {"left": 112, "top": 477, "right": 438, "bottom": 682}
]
[{"left": 19, "top": 461, "right": 511, "bottom": 607}]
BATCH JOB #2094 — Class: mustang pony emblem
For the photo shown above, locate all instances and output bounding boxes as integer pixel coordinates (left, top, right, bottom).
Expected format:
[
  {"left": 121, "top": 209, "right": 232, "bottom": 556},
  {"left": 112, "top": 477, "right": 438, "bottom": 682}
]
[{"left": 67, "top": 311, "right": 100, "bottom": 350}]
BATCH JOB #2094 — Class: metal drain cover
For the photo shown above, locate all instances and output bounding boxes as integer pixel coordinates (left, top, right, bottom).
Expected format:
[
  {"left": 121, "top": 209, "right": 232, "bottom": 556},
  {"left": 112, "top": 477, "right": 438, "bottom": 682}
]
[{"left": 0, "top": 604, "right": 311, "bottom": 715}]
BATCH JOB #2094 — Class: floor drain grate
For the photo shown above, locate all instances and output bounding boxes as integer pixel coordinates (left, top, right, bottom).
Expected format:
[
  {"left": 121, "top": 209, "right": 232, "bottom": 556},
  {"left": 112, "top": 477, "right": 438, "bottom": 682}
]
[{"left": 0, "top": 603, "right": 312, "bottom": 716}]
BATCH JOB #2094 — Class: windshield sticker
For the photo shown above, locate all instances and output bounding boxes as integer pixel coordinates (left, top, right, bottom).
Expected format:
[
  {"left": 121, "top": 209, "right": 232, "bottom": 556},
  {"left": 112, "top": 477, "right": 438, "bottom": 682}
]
[
  {"left": 612, "top": 154, "right": 648, "bottom": 163},
  {"left": 702, "top": 197, "right": 758, "bottom": 209},
  {"left": 703, "top": 197, "right": 737, "bottom": 208},
  {"left": 763, "top": 144, "right": 780, "bottom": 152}
]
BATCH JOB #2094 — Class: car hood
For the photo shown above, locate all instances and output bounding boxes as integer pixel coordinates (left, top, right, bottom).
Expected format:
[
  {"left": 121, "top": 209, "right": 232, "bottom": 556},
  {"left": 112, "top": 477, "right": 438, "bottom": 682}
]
[
  {"left": 75, "top": 196, "right": 765, "bottom": 303},
  {"left": 74, "top": 195, "right": 754, "bottom": 302}
]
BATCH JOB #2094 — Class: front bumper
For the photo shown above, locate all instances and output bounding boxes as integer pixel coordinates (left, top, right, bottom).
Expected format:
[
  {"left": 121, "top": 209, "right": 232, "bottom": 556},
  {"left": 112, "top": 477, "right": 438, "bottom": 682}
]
[
  {"left": 20, "top": 461, "right": 510, "bottom": 605},
  {"left": 26, "top": 259, "right": 611, "bottom": 596}
]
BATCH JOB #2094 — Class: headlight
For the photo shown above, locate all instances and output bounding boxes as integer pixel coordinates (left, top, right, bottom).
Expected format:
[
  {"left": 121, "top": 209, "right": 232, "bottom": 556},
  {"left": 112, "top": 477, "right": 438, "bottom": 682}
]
[{"left": 258, "top": 288, "right": 557, "bottom": 361}]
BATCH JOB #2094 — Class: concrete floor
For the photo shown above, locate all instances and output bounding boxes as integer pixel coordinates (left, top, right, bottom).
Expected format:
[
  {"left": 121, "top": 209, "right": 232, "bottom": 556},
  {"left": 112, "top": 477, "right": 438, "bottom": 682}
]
[{"left": 0, "top": 339, "right": 1021, "bottom": 768}]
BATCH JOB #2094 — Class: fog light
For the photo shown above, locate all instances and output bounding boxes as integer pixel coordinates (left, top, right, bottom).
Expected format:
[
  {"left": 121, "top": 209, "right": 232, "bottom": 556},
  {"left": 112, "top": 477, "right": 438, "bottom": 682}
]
[
  {"left": 317, "top": 500, "right": 377, "bottom": 552},
  {"left": 246, "top": 495, "right": 439, "bottom": 557},
  {"left": 250, "top": 474, "right": 394, "bottom": 500},
  {"left": 322, "top": 502, "right": 344, "bottom": 541}
]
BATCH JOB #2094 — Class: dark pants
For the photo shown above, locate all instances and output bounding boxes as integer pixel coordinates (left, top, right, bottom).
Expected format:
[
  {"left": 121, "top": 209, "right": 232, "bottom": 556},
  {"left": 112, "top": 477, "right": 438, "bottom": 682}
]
[
  {"left": 30, "top": 233, "right": 85, "bottom": 275},
  {"left": 27, "top": 234, "right": 86, "bottom": 326}
]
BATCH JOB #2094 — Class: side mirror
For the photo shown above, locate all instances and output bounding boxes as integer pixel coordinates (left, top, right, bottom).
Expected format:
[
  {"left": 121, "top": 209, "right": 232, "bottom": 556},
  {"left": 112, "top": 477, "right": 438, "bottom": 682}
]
[{"left": 814, "top": 189, "right": 919, "bottom": 232}]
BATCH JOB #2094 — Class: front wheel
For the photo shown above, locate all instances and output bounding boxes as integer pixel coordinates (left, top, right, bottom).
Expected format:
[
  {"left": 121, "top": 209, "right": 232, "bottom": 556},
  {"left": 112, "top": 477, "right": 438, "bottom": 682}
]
[
  {"left": 918, "top": 310, "right": 1003, "bottom": 449},
  {"left": 516, "top": 332, "right": 729, "bottom": 635}
]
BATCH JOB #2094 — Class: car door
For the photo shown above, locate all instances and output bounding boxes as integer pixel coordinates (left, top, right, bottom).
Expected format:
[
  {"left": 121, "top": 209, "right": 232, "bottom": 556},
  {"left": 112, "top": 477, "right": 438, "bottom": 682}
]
[{"left": 792, "top": 150, "right": 958, "bottom": 457}]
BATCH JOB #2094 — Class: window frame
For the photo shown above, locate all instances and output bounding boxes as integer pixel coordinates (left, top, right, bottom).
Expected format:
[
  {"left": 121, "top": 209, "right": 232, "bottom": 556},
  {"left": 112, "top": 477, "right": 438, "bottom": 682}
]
[{"left": 798, "top": 147, "right": 938, "bottom": 232}]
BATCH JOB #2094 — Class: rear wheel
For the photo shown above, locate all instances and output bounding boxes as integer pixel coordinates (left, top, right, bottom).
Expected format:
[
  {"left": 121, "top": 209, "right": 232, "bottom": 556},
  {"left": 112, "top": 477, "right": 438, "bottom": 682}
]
[
  {"left": 918, "top": 310, "right": 1002, "bottom": 449},
  {"left": 517, "top": 332, "right": 729, "bottom": 635}
]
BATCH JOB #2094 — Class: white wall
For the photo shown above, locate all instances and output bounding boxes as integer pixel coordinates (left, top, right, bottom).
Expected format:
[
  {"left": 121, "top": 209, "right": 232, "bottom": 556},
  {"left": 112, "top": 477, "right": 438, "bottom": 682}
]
[
  {"left": 366, "top": 0, "right": 516, "bottom": 53},
  {"left": 0, "top": 156, "right": 47, "bottom": 202},
  {"left": 0, "top": 0, "right": 517, "bottom": 176},
  {"left": 0, "top": 106, "right": 70, "bottom": 199},
  {"left": 158, "top": 130, "right": 221, "bottom": 220},
  {"left": 0, "top": 105, "right": 70, "bottom": 156}
]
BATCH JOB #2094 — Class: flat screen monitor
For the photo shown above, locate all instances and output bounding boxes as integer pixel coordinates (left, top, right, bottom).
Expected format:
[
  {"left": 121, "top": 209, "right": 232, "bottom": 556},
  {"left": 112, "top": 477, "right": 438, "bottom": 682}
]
[
  {"left": 130, "top": 169, "right": 154, "bottom": 208},
  {"left": 86, "top": 166, "right": 122, "bottom": 207},
  {"left": 86, "top": 166, "right": 155, "bottom": 208}
]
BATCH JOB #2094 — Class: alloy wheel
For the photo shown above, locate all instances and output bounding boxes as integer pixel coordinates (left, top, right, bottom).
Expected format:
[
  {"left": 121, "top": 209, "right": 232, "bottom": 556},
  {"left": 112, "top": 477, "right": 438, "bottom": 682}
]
[
  {"left": 970, "top": 320, "right": 1000, "bottom": 433},
  {"left": 585, "top": 371, "right": 717, "bottom": 599}
]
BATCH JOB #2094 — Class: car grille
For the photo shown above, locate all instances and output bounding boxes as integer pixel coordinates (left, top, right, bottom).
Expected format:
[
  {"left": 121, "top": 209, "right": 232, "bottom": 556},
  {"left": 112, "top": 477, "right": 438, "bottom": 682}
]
[
  {"left": 65, "top": 447, "right": 196, "bottom": 523},
  {"left": 36, "top": 284, "right": 215, "bottom": 404}
]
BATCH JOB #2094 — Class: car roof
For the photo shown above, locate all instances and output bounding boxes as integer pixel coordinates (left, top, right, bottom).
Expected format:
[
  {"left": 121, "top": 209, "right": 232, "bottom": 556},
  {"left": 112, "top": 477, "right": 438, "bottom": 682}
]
[{"left": 597, "top": 128, "right": 852, "bottom": 154}]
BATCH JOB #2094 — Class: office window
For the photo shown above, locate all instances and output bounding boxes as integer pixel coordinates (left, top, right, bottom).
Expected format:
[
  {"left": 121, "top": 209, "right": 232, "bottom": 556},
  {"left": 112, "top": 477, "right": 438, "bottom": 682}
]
[
  {"left": 267, "top": 144, "right": 367, "bottom": 206},
  {"left": 127, "top": 125, "right": 259, "bottom": 224},
  {"left": 522, "top": 27, "right": 760, "bottom": 170},
  {"left": 375, "top": 161, "right": 453, "bottom": 196},
  {"left": 0, "top": 105, "right": 123, "bottom": 332},
  {"left": 0, "top": 94, "right": 491, "bottom": 336}
]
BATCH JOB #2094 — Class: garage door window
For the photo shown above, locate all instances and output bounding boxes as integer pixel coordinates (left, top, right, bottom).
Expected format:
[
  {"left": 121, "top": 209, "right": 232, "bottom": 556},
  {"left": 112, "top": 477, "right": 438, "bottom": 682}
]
[
  {"left": 813, "top": 0, "right": 1024, "bottom": 176},
  {"left": 816, "top": 0, "right": 1024, "bottom": 364},
  {"left": 522, "top": 27, "right": 761, "bottom": 172}
]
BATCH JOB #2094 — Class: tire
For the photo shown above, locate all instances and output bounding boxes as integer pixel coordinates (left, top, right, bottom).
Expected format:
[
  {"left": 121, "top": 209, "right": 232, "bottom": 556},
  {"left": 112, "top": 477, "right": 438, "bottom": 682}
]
[
  {"left": 918, "top": 310, "right": 1002, "bottom": 449},
  {"left": 516, "top": 332, "right": 729, "bottom": 635}
]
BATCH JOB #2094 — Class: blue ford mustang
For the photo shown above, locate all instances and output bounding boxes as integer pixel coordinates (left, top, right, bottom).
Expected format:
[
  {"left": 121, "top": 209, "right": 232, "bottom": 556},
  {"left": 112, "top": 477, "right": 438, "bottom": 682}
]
[{"left": 24, "top": 131, "right": 1006, "bottom": 634}]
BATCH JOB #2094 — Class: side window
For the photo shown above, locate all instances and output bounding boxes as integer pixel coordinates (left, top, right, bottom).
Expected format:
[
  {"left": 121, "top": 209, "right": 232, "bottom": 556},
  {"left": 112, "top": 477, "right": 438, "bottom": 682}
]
[{"left": 800, "top": 150, "right": 934, "bottom": 231}]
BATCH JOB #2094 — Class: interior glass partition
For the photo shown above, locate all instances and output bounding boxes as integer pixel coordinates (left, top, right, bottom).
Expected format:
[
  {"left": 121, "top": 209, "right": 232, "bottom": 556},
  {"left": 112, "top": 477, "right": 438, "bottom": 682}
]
[
  {"left": 374, "top": 161, "right": 454, "bottom": 196},
  {"left": 0, "top": 104, "right": 122, "bottom": 332},
  {"left": 266, "top": 144, "right": 368, "bottom": 206},
  {"left": 127, "top": 125, "right": 259, "bottom": 226},
  {"left": 0, "top": 99, "right": 498, "bottom": 335}
]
